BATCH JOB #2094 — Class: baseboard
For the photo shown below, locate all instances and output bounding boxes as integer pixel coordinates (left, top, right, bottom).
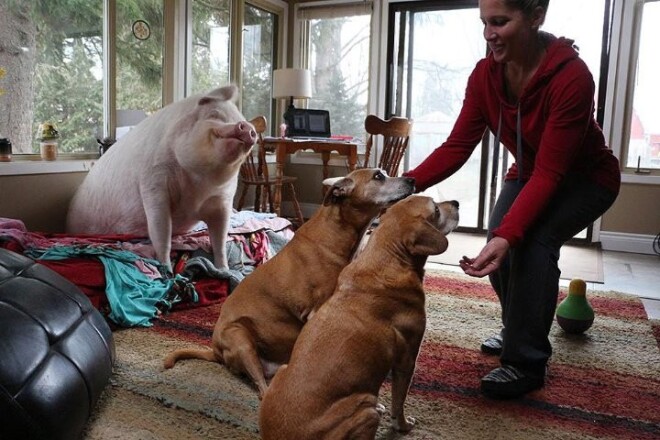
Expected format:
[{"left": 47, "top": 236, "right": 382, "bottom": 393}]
[{"left": 600, "top": 231, "right": 657, "bottom": 255}]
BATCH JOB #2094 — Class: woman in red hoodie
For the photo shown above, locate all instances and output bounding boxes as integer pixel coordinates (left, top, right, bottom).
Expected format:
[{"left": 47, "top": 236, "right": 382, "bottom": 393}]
[{"left": 404, "top": 0, "right": 620, "bottom": 399}]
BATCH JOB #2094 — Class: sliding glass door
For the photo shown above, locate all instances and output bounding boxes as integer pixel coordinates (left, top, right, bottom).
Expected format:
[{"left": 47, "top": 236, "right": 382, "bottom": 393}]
[
  {"left": 387, "top": 0, "right": 610, "bottom": 240},
  {"left": 387, "top": 0, "right": 488, "bottom": 231}
]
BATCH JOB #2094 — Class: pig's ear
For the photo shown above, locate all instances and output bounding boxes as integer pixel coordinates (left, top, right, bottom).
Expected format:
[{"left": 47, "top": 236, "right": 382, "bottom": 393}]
[
  {"left": 202, "top": 84, "right": 239, "bottom": 104},
  {"left": 198, "top": 96, "right": 218, "bottom": 106}
]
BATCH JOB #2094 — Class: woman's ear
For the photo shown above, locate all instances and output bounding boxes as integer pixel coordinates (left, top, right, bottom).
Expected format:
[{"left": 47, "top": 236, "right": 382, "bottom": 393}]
[{"left": 531, "top": 5, "right": 546, "bottom": 29}]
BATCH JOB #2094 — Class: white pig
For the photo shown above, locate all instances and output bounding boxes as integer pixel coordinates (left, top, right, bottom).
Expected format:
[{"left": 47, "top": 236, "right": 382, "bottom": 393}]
[{"left": 66, "top": 84, "right": 255, "bottom": 272}]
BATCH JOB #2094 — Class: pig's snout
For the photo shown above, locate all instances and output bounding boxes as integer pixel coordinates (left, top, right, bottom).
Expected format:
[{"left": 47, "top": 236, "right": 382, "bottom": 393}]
[{"left": 235, "top": 121, "right": 257, "bottom": 146}]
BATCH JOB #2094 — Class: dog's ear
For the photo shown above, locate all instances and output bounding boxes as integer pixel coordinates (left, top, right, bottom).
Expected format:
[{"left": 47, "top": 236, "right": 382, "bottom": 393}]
[
  {"left": 404, "top": 222, "right": 449, "bottom": 256},
  {"left": 321, "top": 176, "right": 343, "bottom": 186},
  {"left": 322, "top": 177, "right": 355, "bottom": 205}
]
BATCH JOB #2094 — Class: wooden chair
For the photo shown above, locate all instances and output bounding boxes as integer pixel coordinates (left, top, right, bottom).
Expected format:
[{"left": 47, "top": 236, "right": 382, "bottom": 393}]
[
  {"left": 361, "top": 115, "right": 412, "bottom": 177},
  {"left": 236, "top": 116, "right": 305, "bottom": 227}
]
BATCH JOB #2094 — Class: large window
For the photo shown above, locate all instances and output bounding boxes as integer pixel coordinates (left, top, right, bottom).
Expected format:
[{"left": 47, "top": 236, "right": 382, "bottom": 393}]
[
  {"left": 389, "top": 4, "right": 485, "bottom": 229},
  {"left": 242, "top": 4, "right": 278, "bottom": 124},
  {"left": 190, "top": 0, "right": 231, "bottom": 96},
  {"left": 624, "top": 0, "right": 660, "bottom": 171},
  {"left": 390, "top": 0, "right": 608, "bottom": 239},
  {"left": 0, "top": 0, "right": 165, "bottom": 156},
  {"left": 0, "top": 0, "right": 284, "bottom": 159},
  {"left": 116, "top": 1, "right": 164, "bottom": 115},
  {"left": 297, "top": 2, "right": 372, "bottom": 140},
  {"left": 1, "top": 1, "right": 104, "bottom": 155}
]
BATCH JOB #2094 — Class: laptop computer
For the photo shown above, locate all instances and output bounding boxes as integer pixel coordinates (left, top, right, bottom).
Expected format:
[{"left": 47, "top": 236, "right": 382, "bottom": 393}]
[{"left": 286, "top": 109, "right": 331, "bottom": 139}]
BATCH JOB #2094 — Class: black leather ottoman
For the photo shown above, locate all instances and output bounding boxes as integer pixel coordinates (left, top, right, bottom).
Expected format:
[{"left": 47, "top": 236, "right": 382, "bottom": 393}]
[{"left": 0, "top": 248, "right": 115, "bottom": 440}]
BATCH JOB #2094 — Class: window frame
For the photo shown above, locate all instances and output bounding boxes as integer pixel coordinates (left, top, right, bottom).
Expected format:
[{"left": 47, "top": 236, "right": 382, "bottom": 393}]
[
  {"left": 603, "top": 0, "right": 660, "bottom": 184},
  {"left": 290, "top": 0, "right": 376, "bottom": 166},
  {"left": 0, "top": 0, "right": 288, "bottom": 174},
  {"left": 292, "top": 0, "right": 378, "bottom": 139}
]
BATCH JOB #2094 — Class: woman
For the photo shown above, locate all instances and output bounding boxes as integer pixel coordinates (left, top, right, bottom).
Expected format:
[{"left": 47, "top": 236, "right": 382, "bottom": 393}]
[{"left": 404, "top": 0, "right": 620, "bottom": 399}]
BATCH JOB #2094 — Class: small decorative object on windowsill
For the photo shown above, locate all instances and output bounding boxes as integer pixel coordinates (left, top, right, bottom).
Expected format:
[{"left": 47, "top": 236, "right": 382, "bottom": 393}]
[
  {"left": 97, "top": 137, "right": 116, "bottom": 156},
  {"left": 36, "top": 123, "right": 60, "bottom": 161},
  {"left": 0, "top": 137, "right": 12, "bottom": 162}
]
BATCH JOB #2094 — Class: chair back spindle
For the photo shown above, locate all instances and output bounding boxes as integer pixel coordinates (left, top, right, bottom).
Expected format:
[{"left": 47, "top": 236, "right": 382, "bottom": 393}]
[{"left": 362, "top": 115, "right": 412, "bottom": 177}]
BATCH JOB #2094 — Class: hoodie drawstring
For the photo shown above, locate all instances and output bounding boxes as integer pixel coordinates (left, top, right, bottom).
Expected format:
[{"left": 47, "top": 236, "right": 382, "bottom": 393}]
[
  {"left": 516, "top": 103, "right": 523, "bottom": 182},
  {"left": 492, "top": 108, "right": 502, "bottom": 188},
  {"left": 493, "top": 104, "right": 524, "bottom": 184}
]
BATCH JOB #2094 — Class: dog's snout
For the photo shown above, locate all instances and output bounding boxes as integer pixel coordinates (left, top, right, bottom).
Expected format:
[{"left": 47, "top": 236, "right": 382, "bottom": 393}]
[
  {"left": 404, "top": 177, "right": 415, "bottom": 185},
  {"left": 449, "top": 200, "right": 459, "bottom": 209}
]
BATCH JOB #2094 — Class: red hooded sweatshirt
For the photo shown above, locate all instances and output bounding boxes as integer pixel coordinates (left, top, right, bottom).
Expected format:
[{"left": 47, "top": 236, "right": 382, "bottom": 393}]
[{"left": 404, "top": 34, "right": 620, "bottom": 247}]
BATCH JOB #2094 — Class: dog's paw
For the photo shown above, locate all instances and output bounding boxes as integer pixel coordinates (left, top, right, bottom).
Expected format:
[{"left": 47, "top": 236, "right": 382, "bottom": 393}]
[{"left": 392, "top": 415, "right": 416, "bottom": 433}]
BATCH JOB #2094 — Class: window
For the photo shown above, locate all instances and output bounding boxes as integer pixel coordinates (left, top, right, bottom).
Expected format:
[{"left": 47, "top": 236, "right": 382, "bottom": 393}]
[
  {"left": 624, "top": 1, "right": 660, "bottom": 171},
  {"left": 297, "top": 2, "right": 372, "bottom": 140},
  {"left": 242, "top": 4, "right": 278, "bottom": 125},
  {"left": 190, "top": 0, "right": 231, "bottom": 96},
  {"left": 1, "top": 1, "right": 104, "bottom": 155},
  {"left": 606, "top": 0, "right": 660, "bottom": 182},
  {"left": 0, "top": 0, "right": 285, "bottom": 161},
  {"left": 390, "top": 4, "right": 486, "bottom": 229},
  {"left": 390, "top": 0, "right": 609, "bottom": 239},
  {"left": 116, "top": 2, "right": 164, "bottom": 118}
]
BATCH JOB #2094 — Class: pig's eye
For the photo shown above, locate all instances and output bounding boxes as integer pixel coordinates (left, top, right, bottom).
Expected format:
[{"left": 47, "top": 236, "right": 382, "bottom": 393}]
[{"left": 208, "top": 110, "right": 221, "bottom": 119}]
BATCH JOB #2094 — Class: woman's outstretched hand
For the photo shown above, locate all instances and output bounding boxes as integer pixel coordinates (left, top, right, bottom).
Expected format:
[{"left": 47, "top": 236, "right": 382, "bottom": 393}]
[{"left": 459, "top": 236, "right": 510, "bottom": 278}]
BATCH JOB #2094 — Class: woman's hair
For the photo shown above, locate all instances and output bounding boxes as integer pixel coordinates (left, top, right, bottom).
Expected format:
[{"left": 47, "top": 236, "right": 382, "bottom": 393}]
[{"left": 504, "top": 0, "right": 550, "bottom": 15}]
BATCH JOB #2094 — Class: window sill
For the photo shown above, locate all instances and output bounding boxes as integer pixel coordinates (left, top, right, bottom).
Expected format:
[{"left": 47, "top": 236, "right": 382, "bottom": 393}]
[
  {"left": 621, "top": 172, "right": 660, "bottom": 185},
  {"left": 0, "top": 159, "right": 97, "bottom": 176}
]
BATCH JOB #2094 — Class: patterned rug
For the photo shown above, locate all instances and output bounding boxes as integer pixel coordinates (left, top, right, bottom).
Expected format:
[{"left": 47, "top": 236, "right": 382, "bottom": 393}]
[{"left": 83, "top": 270, "right": 660, "bottom": 440}]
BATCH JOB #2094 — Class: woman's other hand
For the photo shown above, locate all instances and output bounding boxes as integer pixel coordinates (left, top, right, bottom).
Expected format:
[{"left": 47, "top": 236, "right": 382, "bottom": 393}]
[{"left": 459, "top": 236, "right": 510, "bottom": 278}]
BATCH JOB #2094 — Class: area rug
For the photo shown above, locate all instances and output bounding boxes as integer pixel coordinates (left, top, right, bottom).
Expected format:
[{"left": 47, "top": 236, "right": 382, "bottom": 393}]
[{"left": 83, "top": 270, "right": 660, "bottom": 440}]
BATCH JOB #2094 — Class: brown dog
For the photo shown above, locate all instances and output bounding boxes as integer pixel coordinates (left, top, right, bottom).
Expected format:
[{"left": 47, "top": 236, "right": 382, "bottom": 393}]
[
  {"left": 259, "top": 195, "right": 459, "bottom": 439},
  {"left": 163, "top": 168, "right": 415, "bottom": 397}
]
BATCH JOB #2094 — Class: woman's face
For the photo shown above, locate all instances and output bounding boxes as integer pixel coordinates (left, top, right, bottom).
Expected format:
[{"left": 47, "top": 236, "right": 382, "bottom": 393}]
[{"left": 479, "top": 0, "right": 542, "bottom": 64}]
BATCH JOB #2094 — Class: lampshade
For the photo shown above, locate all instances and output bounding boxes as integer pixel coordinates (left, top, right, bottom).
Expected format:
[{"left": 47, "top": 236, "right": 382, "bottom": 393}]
[{"left": 272, "top": 68, "right": 312, "bottom": 100}]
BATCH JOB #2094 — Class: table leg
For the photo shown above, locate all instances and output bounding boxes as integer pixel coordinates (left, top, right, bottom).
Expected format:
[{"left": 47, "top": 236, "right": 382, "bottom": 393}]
[
  {"left": 274, "top": 147, "right": 286, "bottom": 217},
  {"left": 347, "top": 148, "right": 358, "bottom": 171},
  {"left": 321, "top": 151, "right": 331, "bottom": 197},
  {"left": 321, "top": 152, "right": 331, "bottom": 180}
]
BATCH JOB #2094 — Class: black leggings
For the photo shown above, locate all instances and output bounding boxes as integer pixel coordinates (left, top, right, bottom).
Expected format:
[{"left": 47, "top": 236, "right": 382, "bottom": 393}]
[{"left": 487, "top": 178, "right": 617, "bottom": 374}]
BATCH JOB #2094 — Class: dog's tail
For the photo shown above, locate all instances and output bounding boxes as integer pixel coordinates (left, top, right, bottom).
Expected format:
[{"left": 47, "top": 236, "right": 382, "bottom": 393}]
[{"left": 163, "top": 348, "right": 221, "bottom": 369}]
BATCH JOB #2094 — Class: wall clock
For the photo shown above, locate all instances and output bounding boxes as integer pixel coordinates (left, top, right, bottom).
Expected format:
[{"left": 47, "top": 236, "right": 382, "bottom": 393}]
[{"left": 132, "top": 20, "right": 151, "bottom": 41}]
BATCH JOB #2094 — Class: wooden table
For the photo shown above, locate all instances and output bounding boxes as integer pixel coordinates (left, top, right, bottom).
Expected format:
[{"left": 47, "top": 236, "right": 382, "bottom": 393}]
[{"left": 261, "top": 137, "right": 358, "bottom": 217}]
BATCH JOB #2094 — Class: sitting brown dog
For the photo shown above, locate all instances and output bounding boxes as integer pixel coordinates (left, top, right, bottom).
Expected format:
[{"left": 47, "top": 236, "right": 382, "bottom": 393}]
[
  {"left": 259, "top": 195, "right": 459, "bottom": 439},
  {"left": 163, "top": 169, "right": 415, "bottom": 397}
]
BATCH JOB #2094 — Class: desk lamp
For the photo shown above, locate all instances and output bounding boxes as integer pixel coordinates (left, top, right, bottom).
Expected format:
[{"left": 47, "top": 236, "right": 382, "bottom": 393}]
[{"left": 272, "top": 68, "right": 312, "bottom": 134}]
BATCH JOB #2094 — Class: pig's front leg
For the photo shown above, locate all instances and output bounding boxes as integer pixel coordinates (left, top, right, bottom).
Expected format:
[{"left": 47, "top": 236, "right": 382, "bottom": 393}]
[
  {"left": 142, "top": 188, "right": 174, "bottom": 273},
  {"left": 200, "top": 196, "right": 232, "bottom": 269}
]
